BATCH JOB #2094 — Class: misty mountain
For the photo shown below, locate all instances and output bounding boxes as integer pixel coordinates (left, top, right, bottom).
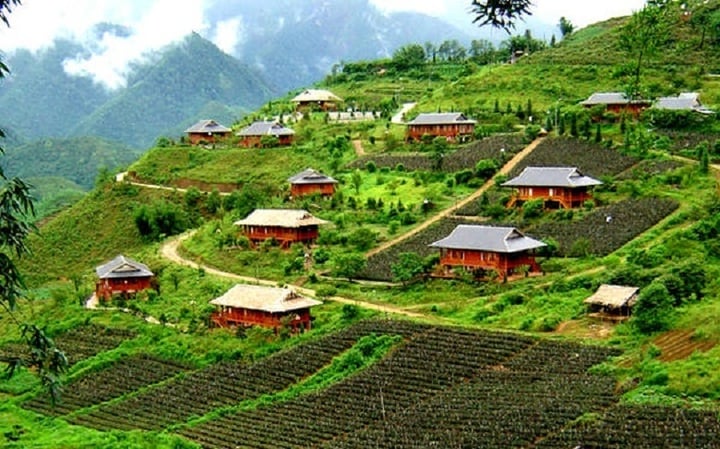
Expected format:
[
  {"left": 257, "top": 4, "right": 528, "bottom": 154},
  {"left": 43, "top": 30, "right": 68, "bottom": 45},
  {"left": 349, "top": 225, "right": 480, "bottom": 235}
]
[{"left": 206, "top": 0, "right": 471, "bottom": 92}]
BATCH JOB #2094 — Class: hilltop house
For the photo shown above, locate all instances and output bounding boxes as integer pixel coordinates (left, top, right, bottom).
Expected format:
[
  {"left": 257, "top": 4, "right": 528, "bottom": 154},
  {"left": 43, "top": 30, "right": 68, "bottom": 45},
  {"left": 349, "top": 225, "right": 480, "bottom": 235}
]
[
  {"left": 291, "top": 89, "right": 342, "bottom": 111},
  {"left": 584, "top": 284, "right": 639, "bottom": 320},
  {"left": 237, "top": 121, "right": 295, "bottom": 148},
  {"left": 429, "top": 225, "right": 546, "bottom": 280},
  {"left": 503, "top": 166, "right": 602, "bottom": 209},
  {"left": 406, "top": 112, "right": 476, "bottom": 142},
  {"left": 288, "top": 168, "right": 338, "bottom": 197},
  {"left": 95, "top": 255, "right": 154, "bottom": 301},
  {"left": 210, "top": 284, "right": 322, "bottom": 332},
  {"left": 184, "top": 119, "right": 232, "bottom": 145},
  {"left": 580, "top": 92, "right": 651, "bottom": 117},
  {"left": 234, "top": 209, "right": 328, "bottom": 247},
  {"left": 653, "top": 92, "right": 714, "bottom": 115}
]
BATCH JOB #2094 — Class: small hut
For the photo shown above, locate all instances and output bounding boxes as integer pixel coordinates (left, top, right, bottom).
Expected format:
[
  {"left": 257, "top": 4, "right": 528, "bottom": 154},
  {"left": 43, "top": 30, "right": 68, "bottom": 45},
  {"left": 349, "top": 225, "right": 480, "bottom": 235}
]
[
  {"left": 288, "top": 168, "right": 338, "bottom": 197},
  {"left": 210, "top": 284, "right": 322, "bottom": 332},
  {"left": 95, "top": 255, "right": 154, "bottom": 301},
  {"left": 584, "top": 284, "right": 639, "bottom": 320},
  {"left": 291, "top": 89, "right": 342, "bottom": 111}
]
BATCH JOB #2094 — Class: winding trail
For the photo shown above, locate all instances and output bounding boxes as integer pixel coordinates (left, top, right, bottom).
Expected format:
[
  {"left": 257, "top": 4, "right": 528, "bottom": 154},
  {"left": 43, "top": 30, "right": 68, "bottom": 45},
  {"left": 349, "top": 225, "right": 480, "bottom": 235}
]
[
  {"left": 351, "top": 140, "right": 366, "bottom": 157},
  {"left": 366, "top": 136, "right": 546, "bottom": 258},
  {"left": 391, "top": 102, "right": 417, "bottom": 124},
  {"left": 160, "top": 231, "right": 426, "bottom": 318}
]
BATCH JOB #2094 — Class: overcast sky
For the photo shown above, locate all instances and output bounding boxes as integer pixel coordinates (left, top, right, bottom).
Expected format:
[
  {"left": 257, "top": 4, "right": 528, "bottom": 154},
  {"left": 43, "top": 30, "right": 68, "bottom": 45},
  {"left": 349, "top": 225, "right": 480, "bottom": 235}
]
[{"left": 0, "top": 0, "right": 647, "bottom": 89}]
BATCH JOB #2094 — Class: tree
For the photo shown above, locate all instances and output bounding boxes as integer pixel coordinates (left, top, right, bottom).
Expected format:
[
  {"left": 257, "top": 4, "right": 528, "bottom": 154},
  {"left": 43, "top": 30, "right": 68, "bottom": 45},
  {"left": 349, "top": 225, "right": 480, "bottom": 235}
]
[
  {"left": 392, "top": 44, "right": 426, "bottom": 70},
  {"left": 391, "top": 252, "right": 425, "bottom": 287},
  {"left": 351, "top": 170, "right": 363, "bottom": 194},
  {"left": 619, "top": 3, "right": 670, "bottom": 98},
  {"left": 558, "top": 16, "right": 574, "bottom": 37},
  {"left": 331, "top": 253, "right": 367, "bottom": 281},
  {"left": 633, "top": 281, "right": 675, "bottom": 334},
  {"left": 430, "top": 136, "right": 448, "bottom": 170},
  {"left": 470, "top": 0, "right": 533, "bottom": 32},
  {"left": 0, "top": 0, "right": 68, "bottom": 402},
  {"left": 469, "top": 39, "right": 496, "bottom": 65}
]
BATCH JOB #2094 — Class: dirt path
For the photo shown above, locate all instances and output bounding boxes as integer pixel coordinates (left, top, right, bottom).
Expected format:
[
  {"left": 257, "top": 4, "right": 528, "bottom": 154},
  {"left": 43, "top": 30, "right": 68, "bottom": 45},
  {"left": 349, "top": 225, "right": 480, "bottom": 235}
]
[
  {"left": 352, "top": 140, "right": 366, "bottom": 157},
  {"left": 391, "top": 102, "right": 417, "bottom": 124},
  {"left": 366, "top": 136, "right": 546, "bottom": 258},
  {"left": 160, "top": 231, "right": 426, "bottom": 318}
]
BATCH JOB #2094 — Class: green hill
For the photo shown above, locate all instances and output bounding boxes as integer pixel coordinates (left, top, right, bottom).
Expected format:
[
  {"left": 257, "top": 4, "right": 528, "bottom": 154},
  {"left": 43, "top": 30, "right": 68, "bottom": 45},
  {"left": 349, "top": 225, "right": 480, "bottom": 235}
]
[{"left": 4, "top": 8, "right": 720, "bottom": 448}]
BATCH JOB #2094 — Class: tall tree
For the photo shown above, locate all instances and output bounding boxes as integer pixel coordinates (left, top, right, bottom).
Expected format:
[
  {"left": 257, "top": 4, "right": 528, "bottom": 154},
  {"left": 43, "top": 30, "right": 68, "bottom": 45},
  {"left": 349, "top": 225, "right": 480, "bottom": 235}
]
[
  {"left": 0, "top": 0, "right": 68, "bottom": 402},
  {"left": 469, "top": 39, "right": 496, "bottom": 64},
  {"left": 392, "top": 44, "right": 426, "bottom": 70},
  {"left": 558, "top": 16, "right": 574, "bottom": 37},
  {"left": 619, "top": 3, "right": 670, "bottom": 98}
]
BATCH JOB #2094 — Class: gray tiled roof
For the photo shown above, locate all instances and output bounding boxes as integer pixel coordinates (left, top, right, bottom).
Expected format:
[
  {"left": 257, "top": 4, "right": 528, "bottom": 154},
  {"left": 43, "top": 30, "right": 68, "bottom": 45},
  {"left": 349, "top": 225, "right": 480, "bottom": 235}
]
[
  {"left": 429, "top": 225, "right": 546, "bottom": 253},
  {"left": 654, "top": 93, "right": 714, "bottom": 114},
  {"left": 581, "top": 92, "right": 650, "bottom": 106},
  {"left": 96, "top": 255, "right": 153, "bottom": 279},
  {"left": 503, "top": 167, "right": 603, "bottom": 188},
  {"left": 210, "top": 284, "right": 322, "bottom": 313},
  {"left": 184, "top": 119, "right": 231, "bottom": 133},
  {"left": 234, "top": 209, "right": 329, "bottom": 228},
  {"left": 237, "top": 121, "right": 295, "bottom": 137},
  {"left": 288, "top": 168, "right": 338, "bottom": 185},
  {"left": 407, "top": 112, "right": 476, "bottom": 125}
]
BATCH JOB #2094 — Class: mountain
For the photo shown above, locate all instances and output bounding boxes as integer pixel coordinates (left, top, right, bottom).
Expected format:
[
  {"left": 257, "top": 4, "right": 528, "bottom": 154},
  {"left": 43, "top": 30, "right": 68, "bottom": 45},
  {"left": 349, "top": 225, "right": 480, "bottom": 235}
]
[
  {"left": 70, "top": 33, "right": 276, "bottom": 148},
  {"left": 205, "top": 0, "right": 472, "bottom": 92},
  {"left": 1, "top": 136, "right": 140, "bottom": 189}
]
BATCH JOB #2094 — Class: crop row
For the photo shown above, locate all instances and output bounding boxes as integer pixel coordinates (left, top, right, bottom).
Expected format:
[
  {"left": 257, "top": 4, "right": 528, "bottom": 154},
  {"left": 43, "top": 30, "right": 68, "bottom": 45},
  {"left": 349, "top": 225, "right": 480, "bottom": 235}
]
[
  {"left": 536, "top": 404, "right": 720, "bottom": 448},
  {"left": 530, "top": 197, "right": 679, "bottom": 256},
  {"left": 508, "top": 136, "right": 638, "bottom": 178},
  {"left": 347, "top": 134, "right": 525, "bottom": 172},
  {"left": 0, "top": 324, "right": 136, "bottom": 367},
  {"left": 177, "top": 327, "right": 617, "bottom": 449},
  {"left": 69, "top": 331, "right": 365, "bottom": 431},
  {"left": 23, "top": 354, "right": 189, "bottom": 416}
]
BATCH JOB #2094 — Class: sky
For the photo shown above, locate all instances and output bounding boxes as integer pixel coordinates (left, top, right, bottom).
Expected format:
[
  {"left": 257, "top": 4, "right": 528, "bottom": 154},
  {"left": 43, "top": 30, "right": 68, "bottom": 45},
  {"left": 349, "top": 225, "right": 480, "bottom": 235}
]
[{"left": 0, "top": 0, "right": 647, "bottom": 89}]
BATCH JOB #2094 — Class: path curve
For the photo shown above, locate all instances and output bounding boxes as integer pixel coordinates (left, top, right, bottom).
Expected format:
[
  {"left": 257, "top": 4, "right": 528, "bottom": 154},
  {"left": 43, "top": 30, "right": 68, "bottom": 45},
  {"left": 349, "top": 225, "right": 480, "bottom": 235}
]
[
  {"left": 160, "top": 231, "right": 426, "bottom": 318},
  {"left": 391, "top": 102, "right": 417, "bottom": 124},
  {"left": 351, "top": 140, "right": 366, "bottom": 157},
  {"left": 366, "top": 136, "right": 546, "bottom": 258}
]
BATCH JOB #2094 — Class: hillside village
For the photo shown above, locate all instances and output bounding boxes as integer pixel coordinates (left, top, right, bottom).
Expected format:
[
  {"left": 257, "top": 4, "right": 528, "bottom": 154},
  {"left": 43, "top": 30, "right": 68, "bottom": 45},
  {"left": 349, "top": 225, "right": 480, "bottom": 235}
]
[{"left": 4, "top": 2, "right": 720, "bottom": 448}]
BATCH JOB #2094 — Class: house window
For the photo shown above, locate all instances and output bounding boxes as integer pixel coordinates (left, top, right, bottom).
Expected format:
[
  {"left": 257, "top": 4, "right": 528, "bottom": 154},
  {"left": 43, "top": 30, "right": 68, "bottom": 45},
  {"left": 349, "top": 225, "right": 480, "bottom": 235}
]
[
  {"left": 549, "top": 188, "right": 555, "bottom": 196},
  {"left": 528, "top": 188, "right": 533, "bottom": 196}
]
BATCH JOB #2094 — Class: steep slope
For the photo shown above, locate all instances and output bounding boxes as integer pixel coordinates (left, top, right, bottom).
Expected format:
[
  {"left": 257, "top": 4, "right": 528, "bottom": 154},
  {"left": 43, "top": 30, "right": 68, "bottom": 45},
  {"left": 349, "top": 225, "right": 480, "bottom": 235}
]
[{"left": 70, "top": 33, "right": 276, "bottom": 148}]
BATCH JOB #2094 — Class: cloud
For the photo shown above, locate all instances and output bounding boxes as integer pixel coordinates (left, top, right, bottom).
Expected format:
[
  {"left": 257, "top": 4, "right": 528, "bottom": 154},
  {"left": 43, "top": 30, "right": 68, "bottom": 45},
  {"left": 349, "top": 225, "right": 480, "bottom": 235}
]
[
  {"left": 212, "top": 17, "right": 245, "bottom": 56},
  {"left": 1, "top": 0, "right": 211, "bottom": 89},
  {"left": 368, "top": 0, "right": 447, "bottom": 17},
  {"left": 532, "top": 0, "right": 646, "bottom": 29}
]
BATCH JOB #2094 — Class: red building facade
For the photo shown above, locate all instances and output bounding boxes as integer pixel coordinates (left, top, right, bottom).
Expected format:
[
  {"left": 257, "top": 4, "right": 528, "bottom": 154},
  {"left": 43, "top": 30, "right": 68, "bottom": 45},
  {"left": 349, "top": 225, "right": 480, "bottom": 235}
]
[
  {"left": 580, "top": 92, "right": 651, "bottom": 118},
  {"left": 429, "top": 225, "right": 545, "bottom": 279},
  {"left": 406, "top": 112, "right": 476, "bottom": 142},
  {"left": 95, "top": 255, "right": 154, "bottom": 301},
  {"left": 234, "top": 209, "right": 328, "bottom": 247},
  {"left": 503, "top": 167, "right": 602, "bottom": 209},
  {"left": 210, "top": 284, "right": 322, "bottom": 332},
  {"left": 184, "top": 119, "right": 231, "bottom": 145}
]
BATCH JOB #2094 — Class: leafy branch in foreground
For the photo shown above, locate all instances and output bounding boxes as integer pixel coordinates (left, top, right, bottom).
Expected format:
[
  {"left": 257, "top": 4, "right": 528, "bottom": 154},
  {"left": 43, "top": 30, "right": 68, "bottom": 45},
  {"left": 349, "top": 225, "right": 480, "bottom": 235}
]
[{"left": 470, "top": 0, "right": 533, "bottom": 33}]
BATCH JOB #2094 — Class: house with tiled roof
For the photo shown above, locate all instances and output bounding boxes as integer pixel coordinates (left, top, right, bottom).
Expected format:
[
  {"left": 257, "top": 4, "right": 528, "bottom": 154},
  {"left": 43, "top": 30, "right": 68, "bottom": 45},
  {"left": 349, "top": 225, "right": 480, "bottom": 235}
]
[
  {"left": 503, "top": 166, "right": 602, "bottom": 209},
  {"left": 237, "top": 121, "right": 295, "bottom": 148},
  {"left": 653, "top": 92, "right": 714, "bottom": 115},
  {"left": 184, "top": 119, "right": 231, "bottom": 145},
  {"left": 580, "top": 92, "right": 651, "bottom": 117},
  {"left": 210, "top": 284, "right": 322, "bottom": 332},
  {"left": 291, "top": 89, "right": 342, "bottom": 111},
  {"left": 234, "top": 209, "right": 329, "bottom": 247},
  {"left": 429, "top": 225, "right": 546, "bottom": 279},
  {"left": 95, "top": 255, "right": 154, "bottom": 301},
  {"left": 406, "top": 112, "right": 476, "bottom": 142},
  {"left": 288, "top": 168, "right": 338, "bottom": 197}
]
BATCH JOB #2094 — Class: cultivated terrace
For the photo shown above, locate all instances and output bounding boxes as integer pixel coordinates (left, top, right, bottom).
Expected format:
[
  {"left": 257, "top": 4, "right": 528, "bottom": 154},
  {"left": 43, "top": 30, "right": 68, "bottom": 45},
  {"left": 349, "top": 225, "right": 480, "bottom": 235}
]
[{"left": 3, "top": 5, "right": 720, "bottom": 448}]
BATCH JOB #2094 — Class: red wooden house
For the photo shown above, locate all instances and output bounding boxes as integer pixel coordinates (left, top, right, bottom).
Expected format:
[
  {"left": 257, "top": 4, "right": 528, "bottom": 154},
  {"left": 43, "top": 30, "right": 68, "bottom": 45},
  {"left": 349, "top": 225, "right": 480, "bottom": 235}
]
[
  {"left": 429, "top": 225, "right": 546, "bottom": 279},
  {"left": 580, "top": 92, "right": 651, "bottom": 118},
  {"left": 291, "top": 89, "right": 342, "bottom": 112},
  {"left": 406, "top": 112, "right": 476, "bottom": 142},
  {"left": 236, "top": 121, "right": 295, "bottom": 148},
  {"left": 502, "top": 166, "right": 602, "bottom": 209},
  {"left": 288, "top": 168, "right": 338, "bottom": 197},
  {"left": 210, "top": 284, "right": 322, "bottom": 332},
  {"left": 234, "top": 209, "right": 328, "bottom": 247},
  {"left": 95, "top": 255, "right": 154, "bottom": 301},
  {"left": 184, "top": 119, "right": 231, "bottom": 145}
]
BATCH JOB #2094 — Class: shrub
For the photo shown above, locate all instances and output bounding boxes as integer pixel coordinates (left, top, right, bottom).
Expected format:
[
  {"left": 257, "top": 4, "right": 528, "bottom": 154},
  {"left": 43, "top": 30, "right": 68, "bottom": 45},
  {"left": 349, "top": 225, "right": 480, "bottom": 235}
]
[
  {"left": 522, "top": 199, "right": 544, "bottom": 219},
  {"left": 633, "top": 281, "right": 675, "bottom": 334}
]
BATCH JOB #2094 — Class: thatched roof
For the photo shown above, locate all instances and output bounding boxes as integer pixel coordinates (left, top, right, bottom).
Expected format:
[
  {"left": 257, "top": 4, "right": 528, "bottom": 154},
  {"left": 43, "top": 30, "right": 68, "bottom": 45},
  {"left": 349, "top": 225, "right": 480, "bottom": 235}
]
[
  {"left": 429, "top": 225, "right": 545, "bottom": 254},
  {"left": 96, "top": 255, "right": 153, "bottom": 279},
  {"left": 234, "top": 209, "right": 328, "bottom": 228},
  {"left": 291, "top": 89, "right": 342, "bottom": 103},
  {"left": 584, "top": 284, "right": 639, "bottom": 308},
  {"left": 209, "top": 284, "right": 322, "bottom": 313}
]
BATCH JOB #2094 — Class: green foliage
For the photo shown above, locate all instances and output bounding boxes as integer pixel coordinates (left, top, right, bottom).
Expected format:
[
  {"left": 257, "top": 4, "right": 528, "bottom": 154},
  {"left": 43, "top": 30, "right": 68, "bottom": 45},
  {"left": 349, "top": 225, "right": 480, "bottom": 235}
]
[
  {"left": 133, "top": 200, "right": 190, "bottom": 241},
  {"left": 331, "top": 253, "right": 367, "bottom": 281},
  {"left": 522, "top": 199, "right": 544, "bottom": 219},
  {"left": 391, "top": 252, "right": 426, "bottom": 286},
  {"left": 633, "top": 281, "right": 675, "bottom": 334}
]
